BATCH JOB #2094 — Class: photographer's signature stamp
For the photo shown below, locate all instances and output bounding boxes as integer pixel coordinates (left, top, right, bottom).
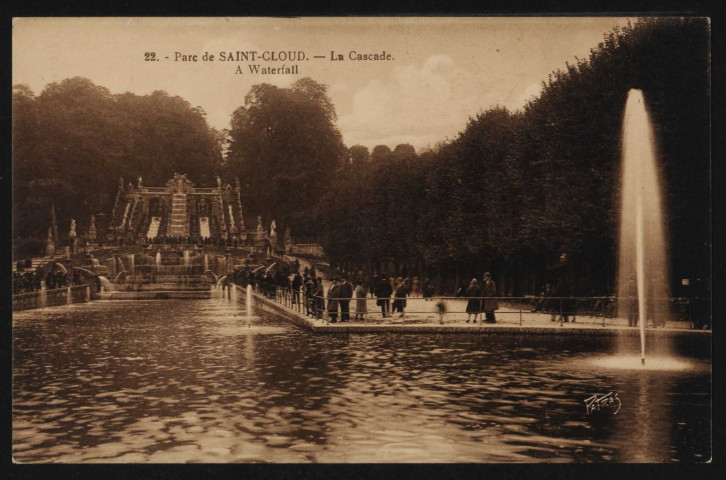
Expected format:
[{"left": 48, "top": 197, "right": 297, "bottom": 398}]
[{"left": 585, "top": 392, "right": 621, "bottom": 416}]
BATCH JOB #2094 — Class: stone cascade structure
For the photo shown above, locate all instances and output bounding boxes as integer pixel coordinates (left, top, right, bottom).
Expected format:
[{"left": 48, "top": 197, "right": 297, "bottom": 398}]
[
  {"left": 101, "top": 248, "right": 219, "bottom": 300},
  {"left": 110, "top": 173, "right": 247, "bottom": 243}
]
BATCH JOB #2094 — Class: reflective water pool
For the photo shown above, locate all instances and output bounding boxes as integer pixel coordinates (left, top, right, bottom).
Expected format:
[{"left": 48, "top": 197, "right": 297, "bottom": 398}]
[{"left": 13, "top": 298, "right": 711, "bottom": 463}]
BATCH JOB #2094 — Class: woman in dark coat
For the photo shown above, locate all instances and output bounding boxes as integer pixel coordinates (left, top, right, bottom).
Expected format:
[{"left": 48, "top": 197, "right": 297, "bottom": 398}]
[
  {"left": 354, "top": 280, "right": 368, "bottom": 321},
  {"left": 465, "top": 278, "right": 482, "bottom": 323}
]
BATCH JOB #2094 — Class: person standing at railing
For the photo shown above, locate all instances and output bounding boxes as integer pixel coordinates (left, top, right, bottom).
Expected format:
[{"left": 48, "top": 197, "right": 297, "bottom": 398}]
[
  {"left": 327, "top": 276, "right": 341, "bottom": 323},
  {"left": 375, "top": 274, "right": 393, "bottom": 318},
  {"left": 33, "top": 270, "right": 42, "bottom": 291},
  {"left": 544, "top": 284, "right": 558, "bottom": 322},
  {"left": 354, "top": 280, "right": 368, "bottom": 321},
  {"left": 304, "top": 276, "right": 315, "bottom": 316},
  {"left": 392, "top": 277, "right": 408, "bottom": 318},
  {"left": 291, "top": 272, "right": 303, "bottom": 306},
  {"left": 339, "top": 276, "right": 353, "bottom": 322},
  {"left": 47, "top": 270, "right": 57, "bottom": 290},
  {"left": 553, "top": 253, "right": 576, "bottom": 323},
  {"left": 482, "top": 272, "right": 499, "bottom": 324},
  {"left": 314, "top": 278, "right": 325, "bottom": 319},
  {"left": 465, "top": 278, "right": 482, "bottom": 323},
  {"left": 532, "top": 286, "right": 545, "bottom": 312}
]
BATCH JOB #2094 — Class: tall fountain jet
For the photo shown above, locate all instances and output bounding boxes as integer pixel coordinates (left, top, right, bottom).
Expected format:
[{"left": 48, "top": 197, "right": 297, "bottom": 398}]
[{"left": 617, "top": 89, "right": 670, "bottom": 365}]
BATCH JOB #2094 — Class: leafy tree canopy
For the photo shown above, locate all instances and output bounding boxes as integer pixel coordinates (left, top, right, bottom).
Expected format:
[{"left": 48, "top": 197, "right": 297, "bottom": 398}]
[{"left": 225, "top": 78, "right": 346, "bottom": 235}]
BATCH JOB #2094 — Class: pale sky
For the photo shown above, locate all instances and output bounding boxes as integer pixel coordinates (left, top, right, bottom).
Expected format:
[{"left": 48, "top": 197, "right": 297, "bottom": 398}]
[{"left": 13, "top": 17, "right": 633, "bottom": 151}]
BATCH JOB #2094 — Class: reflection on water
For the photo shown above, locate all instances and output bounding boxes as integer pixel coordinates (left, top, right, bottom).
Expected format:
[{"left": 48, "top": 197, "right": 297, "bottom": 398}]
[
  {"left": 13, "top": 299, "right": 711, "bottom": 463},
  {"left": 589, "top": 355, "right": 698, "bottom": 371}
]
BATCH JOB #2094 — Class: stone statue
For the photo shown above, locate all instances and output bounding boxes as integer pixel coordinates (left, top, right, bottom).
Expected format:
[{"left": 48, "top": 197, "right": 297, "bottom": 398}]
[
  {"left": 68, "top": 219, "right": 77, "bottom": 255},
  {"left": 257, "top": 216, "right": 263, "bottom": 233},
  {"left": 45, "top": 227, "right": 55, "bottom": 257},
  {"left": 270, "top": 220, "right": 277, "bottom": 237},
  {"left": 217, "top": 175, "right": 222, "bottom": 188},
  {"left": 138, "top": 176, "right": 143, "bottom": 188},
  {"left": 88, "top": 215, "right": 97, "bottom": 242}
]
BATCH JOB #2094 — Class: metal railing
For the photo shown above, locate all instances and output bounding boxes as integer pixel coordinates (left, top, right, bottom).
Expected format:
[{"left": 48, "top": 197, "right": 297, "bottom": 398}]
[
  {"left": 13, "top": 284, "right": 92, "bottom": 311},
  {"left": 240, "top": 286, "right": 705, "bottom": 329}
]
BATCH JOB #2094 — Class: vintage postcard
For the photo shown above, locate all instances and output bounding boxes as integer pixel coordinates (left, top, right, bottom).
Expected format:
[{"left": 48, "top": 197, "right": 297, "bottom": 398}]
[{"left": 11, "top": 17, "right": 711, "bottom": 464}]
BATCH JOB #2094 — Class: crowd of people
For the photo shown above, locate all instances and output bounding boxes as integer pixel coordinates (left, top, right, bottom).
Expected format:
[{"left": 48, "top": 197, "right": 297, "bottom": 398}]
[
  {"left": 13, "top": 271, "right": 43, "bottom": 295},
  {"left": 528, "top": 283, "right": 579, "bottom": 323},
  {"left": 12, "top": 249, "right": 703, "bottom": 329},
  {"left": 227, "top": 262, "right": 504, "bottom": 324},
  {"left": 227, "top": 263, "right": 330, "bottom": 320},
  {"left": 13, "top": 266, "right": 79, "bottom": 295},
  {"left": 321, "top": 273, "right": 435, "bottom": 322}
]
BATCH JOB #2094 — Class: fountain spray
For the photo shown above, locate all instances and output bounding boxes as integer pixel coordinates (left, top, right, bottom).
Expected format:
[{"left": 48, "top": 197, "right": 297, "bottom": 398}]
[
  {"left": 247, "top": 284, "right": 253, "bottom": 318},
  {"left": 618, "top": 89, "right": 671, "bottom": 366}
]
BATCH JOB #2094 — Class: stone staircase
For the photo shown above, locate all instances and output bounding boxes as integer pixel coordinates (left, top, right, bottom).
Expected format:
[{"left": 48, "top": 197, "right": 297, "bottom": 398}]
[
  {"left": 13, "top": 247, "right": 70, "bottom": 272},
  {"left": 168, "top": 193, "right": 188, "bottom": 237}
]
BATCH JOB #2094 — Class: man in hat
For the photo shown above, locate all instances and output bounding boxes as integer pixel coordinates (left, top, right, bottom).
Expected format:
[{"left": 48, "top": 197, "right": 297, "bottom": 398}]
[
  {"left": 338, "top": 276, "right": 354, "bottom": 322},
  {"left": 375, "top": 274, "right": 393, "bottom": 318},
  {"left": 482, "top": 272, "right": 499, "bottom": 324},
  {"left": 327, "top": 277, "right": 341, "bottom": 323},
  {"left": 314, "top": 277, "right": 325, "bottom": 320},
  {"left": 291, "top": 271, "right": 303, "bottom": 307},
  {"left": 303, "top": 275, "right": 315, "bottom": 316}
]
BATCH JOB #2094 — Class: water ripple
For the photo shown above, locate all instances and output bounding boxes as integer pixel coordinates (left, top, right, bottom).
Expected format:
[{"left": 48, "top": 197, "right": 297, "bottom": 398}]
[{"left": 12, "top": 299, "right": 711, "bottom": 463}]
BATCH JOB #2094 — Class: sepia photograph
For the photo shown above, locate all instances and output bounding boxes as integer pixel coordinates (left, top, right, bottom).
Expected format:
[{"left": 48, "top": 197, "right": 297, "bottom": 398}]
[{"left": 11, "top": 17, "right": 711, "bottom": 464}]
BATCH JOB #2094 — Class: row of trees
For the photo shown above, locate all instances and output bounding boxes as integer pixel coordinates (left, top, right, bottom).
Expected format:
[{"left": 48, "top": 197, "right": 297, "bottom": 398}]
[
  {"left": 13, "top": 18, "right": 710, "bottom": 298},
  {"left": 223, "top": 78, "right": 346, "bottom": 239},
  {"left": 315, "top": 18, "right": 710, "bottom": 296},
  {"left": 13, "top": 78, "right": 223, "bottom": 253}
]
